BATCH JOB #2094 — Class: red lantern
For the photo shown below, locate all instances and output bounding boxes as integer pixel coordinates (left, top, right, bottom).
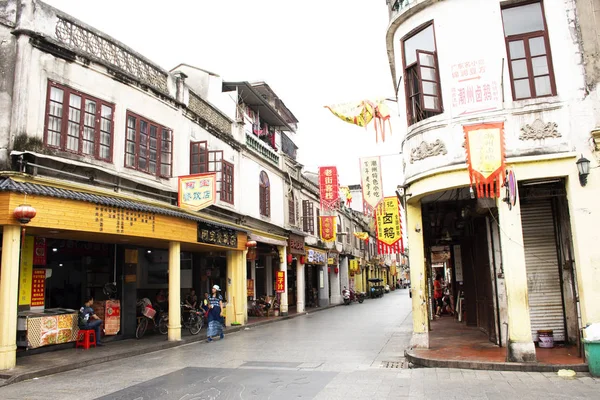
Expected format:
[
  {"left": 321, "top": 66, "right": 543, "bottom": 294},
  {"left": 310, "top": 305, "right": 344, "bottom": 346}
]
[
  {"left": 334, "top": 267, "right": 339, "bottom": 274},
  {"left": 246, "top": 240, "right": 257, "bottom": 248},
  {"left": 300, "top": 256, "right": 305, "bottom": 264},
  {"left": 287, "top": 254, "right": 293, "bottom": 264},
  {"left": 14, "top": 204, "right": 36, "bottom": 224},
  {"left": 328, "top": 267, "right": 331, "bottom": 273}
]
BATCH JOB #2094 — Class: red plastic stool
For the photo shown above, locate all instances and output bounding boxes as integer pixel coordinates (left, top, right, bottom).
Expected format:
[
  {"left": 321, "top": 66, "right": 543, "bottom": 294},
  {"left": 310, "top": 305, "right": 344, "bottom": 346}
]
[{"left": 76, "top": 329, "right": 96, "bottom": 349}]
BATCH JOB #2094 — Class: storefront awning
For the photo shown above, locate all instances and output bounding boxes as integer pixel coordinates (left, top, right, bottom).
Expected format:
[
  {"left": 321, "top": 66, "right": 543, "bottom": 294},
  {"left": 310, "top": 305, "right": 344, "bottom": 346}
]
[
  {"left": 248, "top": 233, "right": 287, "bottom": 247},
  {"left": 0, "top": 177, "right": 244, "bottom": 233}
]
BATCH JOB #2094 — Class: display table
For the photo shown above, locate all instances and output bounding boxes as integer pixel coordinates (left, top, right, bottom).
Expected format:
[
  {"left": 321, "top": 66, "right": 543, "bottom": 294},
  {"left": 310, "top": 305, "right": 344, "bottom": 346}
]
[{"left": 17, "top": 308, "right": 79, "bottom": 349}]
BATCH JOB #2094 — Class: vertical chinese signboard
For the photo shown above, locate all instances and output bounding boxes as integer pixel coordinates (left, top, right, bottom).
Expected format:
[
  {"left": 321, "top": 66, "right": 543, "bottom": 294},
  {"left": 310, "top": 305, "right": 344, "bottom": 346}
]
[
  {"left": 375, "top": 197, "right": 403, "bottom": 254},
  {"left": 319, "top": 166, "right": 339, "bottom": 210},
  {"left": 450, "top": 58, "right": 501, "bottom": 117},
  {"left": 360, "top": 156, "right": 383, "bottom": 215},
  {"left": 19, "top": 236, "right": 34, "bottom": 306},
  {"left": 178, "top": 173, "right": 217, "bottom": 211},
  {"left": 30, "top": 269, "right": 46, "bottom": 308},
  {"left": 464, "top": 122, "right": 505, "bottom": 198},
  {"left": 275, "top": 271, "right": 286, "bottom": 293},
  {"left": 319, "top": 216, "right": 337, "bottom": 242},
  {"left": 247, "top": 279, "right": 255, "bottom": 297},
  {"left": 33, "top": 237, "right": 47, "bottom": 266}
]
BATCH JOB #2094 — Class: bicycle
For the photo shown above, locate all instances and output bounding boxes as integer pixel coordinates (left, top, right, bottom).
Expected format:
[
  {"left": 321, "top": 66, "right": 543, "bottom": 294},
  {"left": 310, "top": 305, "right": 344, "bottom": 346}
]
[{"left": 159, "top": 304, "right": 203, "bottom": 335}]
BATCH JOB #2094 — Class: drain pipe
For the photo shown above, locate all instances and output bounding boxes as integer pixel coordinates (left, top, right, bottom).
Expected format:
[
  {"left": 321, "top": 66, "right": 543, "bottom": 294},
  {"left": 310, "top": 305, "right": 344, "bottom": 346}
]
[
  {"left": 489, "top": 216, "right": 502, "bottom": 348},
  {"left": 504, "top": 322, "right": 510, "bottom": 362}
]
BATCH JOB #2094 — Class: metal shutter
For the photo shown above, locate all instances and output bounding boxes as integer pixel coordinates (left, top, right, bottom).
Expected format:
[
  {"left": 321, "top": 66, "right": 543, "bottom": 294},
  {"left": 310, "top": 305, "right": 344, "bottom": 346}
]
[{"left": 521, "top": 199, "right": 565, "bottom": 341}]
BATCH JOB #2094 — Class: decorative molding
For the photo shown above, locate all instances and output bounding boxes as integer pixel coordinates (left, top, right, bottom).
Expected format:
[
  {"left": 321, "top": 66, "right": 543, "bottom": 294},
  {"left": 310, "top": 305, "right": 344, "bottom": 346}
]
[
  {"left": 188, "top": 91, "right": 232, "bottom": 136},
  {"left": 55, "top": 17, "right": 169, "bottom": 94},
  {"left": 410, "top": 139, "right": 448, "bottom": 163},
  {"left": 519, "top": 119, "right": 561, "bottom": 141}
]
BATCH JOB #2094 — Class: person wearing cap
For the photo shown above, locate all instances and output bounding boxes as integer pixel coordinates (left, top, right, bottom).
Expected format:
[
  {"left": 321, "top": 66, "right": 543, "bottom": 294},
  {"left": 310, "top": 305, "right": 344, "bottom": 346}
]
[{"left": 207, "top": 284, "right": 224, "bottom": 342}]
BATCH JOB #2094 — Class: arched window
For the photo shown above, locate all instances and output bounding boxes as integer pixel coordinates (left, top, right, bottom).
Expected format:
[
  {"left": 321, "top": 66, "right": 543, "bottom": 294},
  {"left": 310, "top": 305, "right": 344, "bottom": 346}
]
[
  {"left": 259, "top": 171, "right": 270, "bottom": 217},
  {"left": 288, "top": 191, "right": 295, "bottom": 225}
]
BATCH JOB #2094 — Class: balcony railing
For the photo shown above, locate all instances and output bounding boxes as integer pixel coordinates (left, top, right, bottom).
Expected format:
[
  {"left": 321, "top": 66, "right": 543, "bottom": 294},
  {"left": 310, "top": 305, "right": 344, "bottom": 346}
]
[
  {"left": 281, "top": 132, "right": 298, "bottom": 160},
  {"left": 245, "top": 133, "right": 280, "bottom": 166}
]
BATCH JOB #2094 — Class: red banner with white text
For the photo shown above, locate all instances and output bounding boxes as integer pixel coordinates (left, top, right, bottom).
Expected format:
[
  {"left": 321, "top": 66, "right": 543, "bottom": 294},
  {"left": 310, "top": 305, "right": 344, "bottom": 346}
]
[{"left": 319, "top": 166, "right": 340, "bottom": 210}]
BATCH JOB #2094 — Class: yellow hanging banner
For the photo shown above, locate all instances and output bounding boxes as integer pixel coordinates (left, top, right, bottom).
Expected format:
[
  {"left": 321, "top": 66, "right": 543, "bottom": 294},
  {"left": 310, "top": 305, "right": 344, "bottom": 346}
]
[
  {"left": 19, "top": 236, "right": 35, "bottom": 306},
  {"left": 375, "top": 197, "right": 402, "bottom": 247}
]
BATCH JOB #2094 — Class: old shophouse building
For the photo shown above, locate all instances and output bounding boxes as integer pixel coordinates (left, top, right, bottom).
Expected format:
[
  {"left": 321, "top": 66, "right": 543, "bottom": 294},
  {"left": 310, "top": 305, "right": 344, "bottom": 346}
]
[
  {"left": 386, "top": 0, "right": 600, "bottom": 363},
  {"left": 0, "top": 0, "right": 304, "bottom": 370}
]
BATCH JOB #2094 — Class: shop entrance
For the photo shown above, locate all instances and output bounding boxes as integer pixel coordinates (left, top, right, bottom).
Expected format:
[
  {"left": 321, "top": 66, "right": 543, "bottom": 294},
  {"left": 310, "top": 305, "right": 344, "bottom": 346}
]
[{"left": 422, "top": 187, "right": 500, "bottom": 345}]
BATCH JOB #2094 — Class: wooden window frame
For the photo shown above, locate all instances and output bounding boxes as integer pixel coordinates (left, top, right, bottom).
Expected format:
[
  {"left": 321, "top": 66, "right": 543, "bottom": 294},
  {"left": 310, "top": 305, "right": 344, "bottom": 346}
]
[
  {"left": 400, "top": 21, "right": 443, "bottom": 126},
  {"left": 316, "top": 209, "right": 321, "bottom": 238},
  {"left": 288, "top": 192, "right": 296, "bottom": 225},
  {"left": 221, "top": 160, "right": 234, "bottom": 204},
  {"left": 190, "top": 141, "right": 208, "bottom": 174},
  {"left": 44, "top": 80, "right": 114, "bottom": 162},
  {"left": 124, "top": 111, "right": 173, "bottom": 178},
  {"left": 259, "top": 171, "right": 271, "bottom": 217},
  {"left": 501, "top": 0, "right": 557, "bottom": 100},
  {"left": 302, "top": 200, "right": 314, "bottom": 234}
]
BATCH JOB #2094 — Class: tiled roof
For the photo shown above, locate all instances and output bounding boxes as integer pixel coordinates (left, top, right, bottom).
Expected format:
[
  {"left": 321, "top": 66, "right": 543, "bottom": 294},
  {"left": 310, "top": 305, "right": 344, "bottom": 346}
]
[{"left": 0, "top": 177, "right": 243, "bottom": 232}]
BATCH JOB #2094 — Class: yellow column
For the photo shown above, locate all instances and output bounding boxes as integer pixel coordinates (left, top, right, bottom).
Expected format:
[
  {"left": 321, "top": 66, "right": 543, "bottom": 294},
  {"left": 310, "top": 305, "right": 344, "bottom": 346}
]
[
  {"left": 278, "top": 246, "right": 289, "bottom": 316},
  {"left": 407, "top": 201, "right": 429, "bottom": 348},
  {"left": 168, "top": 241, "right": 181, "bottom": 341},
  {"left": 226, "top": 250, "right": 247, "bottom": 326},
  {"left": 497, "top": 197, "right": 536, "bottom": 362},
  {"left": 0, "top": 225, "right": 21, "bottom": 370}
]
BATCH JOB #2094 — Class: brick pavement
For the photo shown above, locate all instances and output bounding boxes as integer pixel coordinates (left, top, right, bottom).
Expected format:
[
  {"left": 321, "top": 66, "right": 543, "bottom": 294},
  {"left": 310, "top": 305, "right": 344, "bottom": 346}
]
[{"left": 0, "top": 289, "right": 596, "bottom": 399}]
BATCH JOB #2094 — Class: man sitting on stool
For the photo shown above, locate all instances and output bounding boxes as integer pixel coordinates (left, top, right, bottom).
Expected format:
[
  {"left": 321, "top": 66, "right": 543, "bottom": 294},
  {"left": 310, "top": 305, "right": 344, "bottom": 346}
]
[{"left": 78, "top": 295, "right": 104, "bottom": 346}]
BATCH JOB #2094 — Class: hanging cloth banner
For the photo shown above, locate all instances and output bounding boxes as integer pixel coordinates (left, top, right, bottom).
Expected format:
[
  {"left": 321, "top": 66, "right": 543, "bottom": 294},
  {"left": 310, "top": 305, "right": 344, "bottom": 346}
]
[
  {"left": 353, "top": 232, "right": 369, "bottom": 241},
  {"left": 340, "top": 186, "right": 352, "bottom": 207},
  {"left": 464, "top": 122, "right": 506, "bottom": 198},
  {"left": 319, "top": 216, "right": 337, "bottom": 242},
  {"left": 319, "top": 166, "right": 340, "bottom": 210},
  {"left": 375, "top": 196, "right": 404, "bottom": 255},
  {"left": 324, "top": 100, "right": 392, "bottom": 143},
  {"left": 359, "top": 156, "right": 384, "bottom": 216}
]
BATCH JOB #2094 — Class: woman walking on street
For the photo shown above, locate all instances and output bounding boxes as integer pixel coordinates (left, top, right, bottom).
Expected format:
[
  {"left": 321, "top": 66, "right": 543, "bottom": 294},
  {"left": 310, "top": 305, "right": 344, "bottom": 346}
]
[{"left": 207, "top": 284, "right": 224, "bottom": 342}]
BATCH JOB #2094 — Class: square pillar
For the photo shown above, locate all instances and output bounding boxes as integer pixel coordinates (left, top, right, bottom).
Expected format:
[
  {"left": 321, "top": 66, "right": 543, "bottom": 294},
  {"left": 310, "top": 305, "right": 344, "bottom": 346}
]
[
  {"left": 0, "top": 226, "right": 21, "bottom": 370},
  {"left": 277, "top": 246, "right": 288, "bottom": 316},
  {"left": 497, "top": 197, "right": 536, "bottom": 362},
  {"left": 226, "top": 250, "right": 247, "bottom": 326},
  {"left": 318, "top": 265, "right": 330, "bottom": 306},
  {"left": 329, "top": 262, "right": 342, "bottom": 305},
  {"left": 407, "top": 201, "right": 430, "bottom": 349},
  {"left": 168, "top": 241, "right": 181, "bottom": 341},
  {"left": 339, "top": 256, "right": 349, "bottom": 293},
  {"left": 296, "top": 261, "right": 305, "bottom": 313}
]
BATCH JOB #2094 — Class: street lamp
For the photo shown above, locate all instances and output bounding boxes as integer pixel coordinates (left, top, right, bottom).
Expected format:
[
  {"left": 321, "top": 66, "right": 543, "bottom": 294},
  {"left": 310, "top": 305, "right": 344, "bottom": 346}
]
[{"left": 576, "top": 155, "right": 591, "bottom": 186}]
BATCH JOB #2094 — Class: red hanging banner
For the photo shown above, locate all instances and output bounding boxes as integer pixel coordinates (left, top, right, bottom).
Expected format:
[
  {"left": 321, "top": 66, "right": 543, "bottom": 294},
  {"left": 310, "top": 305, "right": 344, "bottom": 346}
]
[
  {"left": 319, "top": 166, "right": 340, "bottom": 210},
  {"left": 275, "top": 271, "right": 286, "bottom": 293},
  {"left": 464, "top": 122, "right": 506, "bottom": 198},
  {"left": 33, "top": 237, "right": 47, "bottom": 266}
]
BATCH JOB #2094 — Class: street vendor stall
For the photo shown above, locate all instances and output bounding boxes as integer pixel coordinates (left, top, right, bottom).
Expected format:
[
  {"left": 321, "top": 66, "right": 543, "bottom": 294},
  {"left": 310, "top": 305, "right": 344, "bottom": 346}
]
[{"left": 17, "top": 308, "right": 79, "bottom": 349}]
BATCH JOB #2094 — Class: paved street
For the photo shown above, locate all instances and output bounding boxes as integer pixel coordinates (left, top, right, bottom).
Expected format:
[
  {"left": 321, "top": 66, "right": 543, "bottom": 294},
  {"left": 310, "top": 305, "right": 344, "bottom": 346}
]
[{"left": 0, "top": 290, "right": 598, "bottom": 399}]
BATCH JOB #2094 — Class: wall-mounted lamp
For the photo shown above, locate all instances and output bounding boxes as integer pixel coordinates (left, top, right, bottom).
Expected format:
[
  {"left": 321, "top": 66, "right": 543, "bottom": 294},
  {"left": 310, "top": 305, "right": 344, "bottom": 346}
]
[{"left": 576, "top": 154, "right": 591, "bottom": 186}]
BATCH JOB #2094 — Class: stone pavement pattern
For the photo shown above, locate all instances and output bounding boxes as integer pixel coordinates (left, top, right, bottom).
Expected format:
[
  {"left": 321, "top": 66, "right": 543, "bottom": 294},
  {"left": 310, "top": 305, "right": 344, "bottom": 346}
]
[{"left": 0, "top": 290, "right": 597, "bottom": 399}]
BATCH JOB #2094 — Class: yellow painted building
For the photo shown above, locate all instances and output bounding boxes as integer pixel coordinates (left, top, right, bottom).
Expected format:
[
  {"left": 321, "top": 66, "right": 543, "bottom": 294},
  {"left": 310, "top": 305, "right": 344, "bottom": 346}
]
[
  {"left": 386, "top": 0, "right": 600, "bottom": 363},
  {"left": 0, "top": 174, "right": 248, "bottom": 369}
]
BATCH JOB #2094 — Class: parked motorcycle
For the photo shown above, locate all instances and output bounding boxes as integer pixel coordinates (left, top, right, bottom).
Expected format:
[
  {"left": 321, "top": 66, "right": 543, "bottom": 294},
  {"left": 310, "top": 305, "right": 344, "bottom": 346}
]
[
  {"left": 342, "top": 288, "right": 351, "bottom": 305},
  {"left": 342, "top": 287, "right": 365, "bottom": 305}
]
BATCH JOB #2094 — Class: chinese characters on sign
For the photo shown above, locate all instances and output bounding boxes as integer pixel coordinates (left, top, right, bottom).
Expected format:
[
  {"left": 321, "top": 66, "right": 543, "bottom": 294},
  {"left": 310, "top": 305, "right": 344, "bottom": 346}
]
[
  {"left": 319, "top": 166, "right": 339, "bottom": 210},
  {"left": 288, "top": 234, "right": 306, "bottom": 255},
  {"left": 197, "top": 222, "right": 239, "bottom": 248},
  {"left": 178, "top": 173, "right": 217, "bottom": 211},
  {"left": 33, "top": 237, "right": 47, "bottom": 266},
  {"left": 247, "top": 279, "right": 255, "bottom": 297},
  {"left": 359, "top": 156, "right": 384, "bottom": 215},
  {"left": 375, "top": 197, "right": 404, "bottom": 255},
  {"left": 464, "top": 122, "right": 505, "bottom": 198},
  {"left": 349, "top": 259, "right": 359, "bottom": 275},
  {"left": 30, "top": 269, "right": 46, "bottom": 308},
  {"left": 327, "top": 251, "right": 339, "bottom": 266},
  {"left": 319, "top": 216, "right": 337, "bottom": 243},
  {"left": 450, "top": 59, "right": 501, "bottom": 117},
  {"left": 275, "top": 271, "right": 286, "bottom": 293},
  {"left": 19, "top": 236, "right": 34, "bottom": 306},
  {"left": 306, "top": 248, "right": 327, "bottom": 265}
]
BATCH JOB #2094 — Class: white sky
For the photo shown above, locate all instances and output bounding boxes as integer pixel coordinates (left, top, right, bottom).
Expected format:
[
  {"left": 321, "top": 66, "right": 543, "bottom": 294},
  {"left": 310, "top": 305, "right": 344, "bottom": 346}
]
[{"left": 44, "top": 0, "right": 404, "bottom": 196}]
